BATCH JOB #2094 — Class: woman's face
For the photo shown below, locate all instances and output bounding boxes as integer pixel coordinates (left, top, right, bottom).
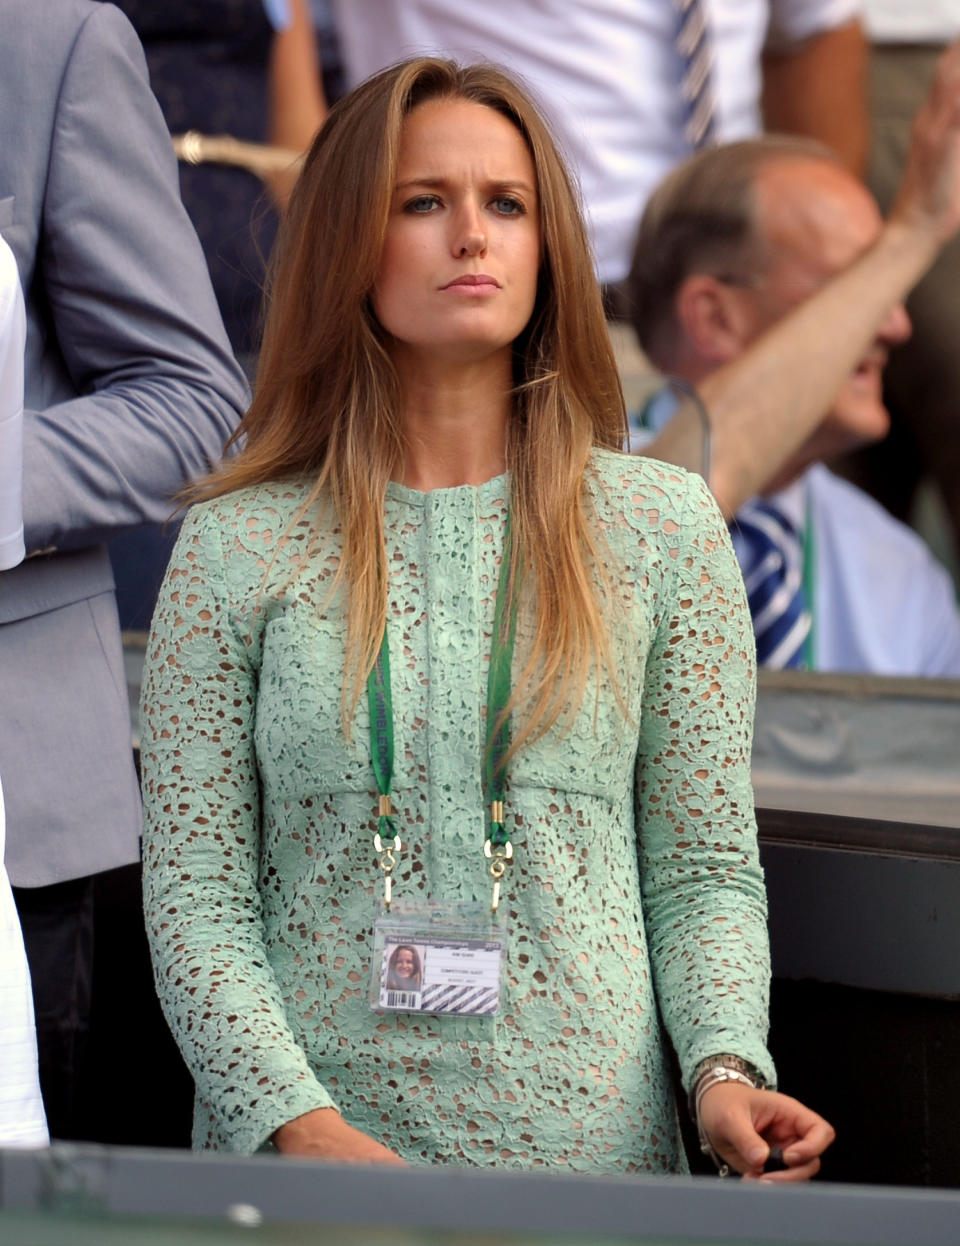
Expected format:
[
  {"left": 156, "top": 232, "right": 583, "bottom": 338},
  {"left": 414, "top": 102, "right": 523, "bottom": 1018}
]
[
  {"left": 393, "top": 948, "right": 417, "bottom": 978},
  {"left": 372, "top": 97, "right": 541, "bottom": 371}
]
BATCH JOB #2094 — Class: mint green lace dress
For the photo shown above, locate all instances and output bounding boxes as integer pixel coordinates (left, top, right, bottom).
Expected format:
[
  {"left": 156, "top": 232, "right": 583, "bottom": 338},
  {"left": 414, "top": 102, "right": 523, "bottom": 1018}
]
[{"left": 141, "top": 448, "right": 774, "bottom": 1168}]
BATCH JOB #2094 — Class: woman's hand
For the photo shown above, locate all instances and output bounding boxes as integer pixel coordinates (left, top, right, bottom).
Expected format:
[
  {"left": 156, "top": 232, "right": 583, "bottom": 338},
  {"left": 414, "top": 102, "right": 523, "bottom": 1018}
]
[
  {"left": 697, "top": 1083, "right": 835, "bottom": 1182},
  {"left": 273, "top": 1107, "right": 407, "bottom": 1164}
]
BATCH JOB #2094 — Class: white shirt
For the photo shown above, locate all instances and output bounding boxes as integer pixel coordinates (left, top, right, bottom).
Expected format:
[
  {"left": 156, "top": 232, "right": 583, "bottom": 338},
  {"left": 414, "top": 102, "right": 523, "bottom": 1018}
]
[
  {"left": 861, "top": 1, "right": 960, "bottom": 43},
  {"left": 778, "top": 465, "right": 960, "bottom": 678},
  {"left": 0, "top": 234, "right": 25, "bottom": 573},
  {"left": 329, "top": 0, "right": 861, "bottom": 283},
  {"left": 730, "top": 466, "right": 960, "bottom": 677},
  {"left": 0, "top": 776, "right": 49, "bottom": 1147},
  {"left": 629, "top": 407, "right": 960, "bottom": 677}
]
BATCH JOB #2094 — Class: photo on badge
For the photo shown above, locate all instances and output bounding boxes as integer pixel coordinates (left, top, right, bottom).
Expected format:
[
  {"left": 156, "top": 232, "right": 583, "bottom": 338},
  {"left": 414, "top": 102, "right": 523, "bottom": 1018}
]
[{"left": 380, "top": 940, "right": 424, "bottom": 1010}]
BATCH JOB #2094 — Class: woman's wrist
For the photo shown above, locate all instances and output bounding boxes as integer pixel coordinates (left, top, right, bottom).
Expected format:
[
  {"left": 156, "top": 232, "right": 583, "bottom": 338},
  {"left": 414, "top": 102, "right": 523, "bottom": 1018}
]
[
  {"left": 273, "top": 1106, "right": 341, "bottom": 1151},
  {"left": 689, "top": 1054, "right": 767, "bottom": 1175},
  {"left": 689, "top": 1054, "right": 767, "bottom": 1112},
  {"left": 272, "top": 1105, "right": 406, "bottom": 1165}
]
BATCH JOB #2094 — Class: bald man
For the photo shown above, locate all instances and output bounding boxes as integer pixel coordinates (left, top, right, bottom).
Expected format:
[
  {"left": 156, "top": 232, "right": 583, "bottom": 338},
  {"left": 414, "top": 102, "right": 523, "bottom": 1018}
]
[{"left": 628, "top": 136, "right": 960, "bottom": 676}]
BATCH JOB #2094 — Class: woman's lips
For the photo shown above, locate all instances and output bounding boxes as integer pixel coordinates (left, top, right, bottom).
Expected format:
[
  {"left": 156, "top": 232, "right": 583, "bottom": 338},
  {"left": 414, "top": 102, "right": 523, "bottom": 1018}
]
[{"left": 441, "top": 274, "right": 501, "bottom": 291}]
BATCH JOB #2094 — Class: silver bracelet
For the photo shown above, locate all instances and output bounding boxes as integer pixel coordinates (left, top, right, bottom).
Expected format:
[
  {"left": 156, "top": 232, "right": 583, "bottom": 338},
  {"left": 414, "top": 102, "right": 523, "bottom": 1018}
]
[{"left": 690, "top": 1055, "right": 766, "bottom": 1177}]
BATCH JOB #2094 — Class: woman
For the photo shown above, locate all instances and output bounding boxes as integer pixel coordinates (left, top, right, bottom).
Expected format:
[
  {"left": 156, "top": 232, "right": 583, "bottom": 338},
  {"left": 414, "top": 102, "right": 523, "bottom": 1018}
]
[
  {"left": 141, "top": 57, "right": 833, "bottom": 1176},
  {"left": 384, "top": 945, "right": 422, "bottom": 993}
]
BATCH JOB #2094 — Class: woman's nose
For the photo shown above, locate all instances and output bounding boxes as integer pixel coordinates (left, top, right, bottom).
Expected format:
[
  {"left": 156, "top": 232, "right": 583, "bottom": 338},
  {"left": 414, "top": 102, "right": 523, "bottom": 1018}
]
[{"left": 453, "top": 202, "right": 487, "bottom": 257}]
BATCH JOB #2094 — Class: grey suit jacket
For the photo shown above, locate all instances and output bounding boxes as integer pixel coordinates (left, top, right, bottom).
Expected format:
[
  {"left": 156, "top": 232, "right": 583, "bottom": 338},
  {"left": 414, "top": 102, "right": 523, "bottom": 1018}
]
[{"left": 0, "top": 0, "right": 249, "bottom": 886}]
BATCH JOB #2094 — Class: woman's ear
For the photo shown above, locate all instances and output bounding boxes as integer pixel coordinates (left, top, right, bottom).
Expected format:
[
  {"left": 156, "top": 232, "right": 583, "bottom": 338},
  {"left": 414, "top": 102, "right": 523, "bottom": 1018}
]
[{"left": 673, "top": 273, "right": 753, "bottom": 367}]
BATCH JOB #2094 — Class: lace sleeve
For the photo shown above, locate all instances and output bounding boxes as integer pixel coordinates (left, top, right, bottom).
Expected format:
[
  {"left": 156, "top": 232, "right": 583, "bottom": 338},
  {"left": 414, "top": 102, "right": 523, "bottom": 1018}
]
[
  {"left": 634, "top": 473, "right": 775, "bottom": 1092},
  {"left": 140, "top": 504, "right": 336, "bottom": 1153}
]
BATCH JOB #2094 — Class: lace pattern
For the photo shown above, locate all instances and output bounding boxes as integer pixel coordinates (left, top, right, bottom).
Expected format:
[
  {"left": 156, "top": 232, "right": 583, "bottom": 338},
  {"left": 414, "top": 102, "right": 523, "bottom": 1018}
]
[{"left": 141, "top": 448, "right": 773, "bottom": 1166}]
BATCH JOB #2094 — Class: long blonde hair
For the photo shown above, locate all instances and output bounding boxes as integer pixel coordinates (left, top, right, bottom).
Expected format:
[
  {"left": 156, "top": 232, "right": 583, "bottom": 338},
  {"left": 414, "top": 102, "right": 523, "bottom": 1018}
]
[{"left": 190, "top": 57, "right": 627, "bottom": 750}]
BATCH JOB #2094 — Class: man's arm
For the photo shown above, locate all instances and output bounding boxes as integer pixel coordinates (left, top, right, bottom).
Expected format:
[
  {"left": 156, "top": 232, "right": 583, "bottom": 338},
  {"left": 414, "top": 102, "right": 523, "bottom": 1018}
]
[
  {"left": 267, "top": 0, "right": 327, "bottom": 208},
  {"left": 762, "top": 19, "right": 869, "bottom": 175},
  {"left": 647, "top": 41, "right": 960, "bottom": 519},
  {"left": 21, "top": 3, "right": 248, "bottom": 554}
]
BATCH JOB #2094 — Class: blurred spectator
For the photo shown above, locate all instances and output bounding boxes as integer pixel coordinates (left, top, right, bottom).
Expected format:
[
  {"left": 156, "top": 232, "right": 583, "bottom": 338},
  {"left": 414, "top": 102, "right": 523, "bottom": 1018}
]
[
  {"left": 110, "top": 0, "right": 327, "bottom": 629},
  {"left": 309, "top": 0, "right": 346, "bottom": 103},
  {"left": 835, "top": 1, "right": 960, "bottom": 580},
  {"left": 326, "top": 1, "right": 867, "bottom": 292},
  {"left": 629, "top": 137, "right": 960, "bottom": 676},
  {"left": 1, "top": 0, "right": 247, "bottom": 1139},
  {"left": 265, "top": 0, "right": 328, "bottom": 207},
  {"left": 116, "top": 0, "right": 326, "bottom": 365}
]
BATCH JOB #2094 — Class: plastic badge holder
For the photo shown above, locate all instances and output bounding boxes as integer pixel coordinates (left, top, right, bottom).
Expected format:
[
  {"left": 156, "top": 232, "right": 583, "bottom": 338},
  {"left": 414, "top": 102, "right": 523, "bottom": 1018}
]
[{"left": 369, "top": 898, "right": 509, "bottom": 1017}]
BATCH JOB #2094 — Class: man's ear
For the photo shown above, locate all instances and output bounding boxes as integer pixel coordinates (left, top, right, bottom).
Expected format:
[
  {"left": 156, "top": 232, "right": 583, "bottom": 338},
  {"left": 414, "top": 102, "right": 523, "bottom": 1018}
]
[{"left": 673, "top": 274, "right": 753, "bottom": 366}]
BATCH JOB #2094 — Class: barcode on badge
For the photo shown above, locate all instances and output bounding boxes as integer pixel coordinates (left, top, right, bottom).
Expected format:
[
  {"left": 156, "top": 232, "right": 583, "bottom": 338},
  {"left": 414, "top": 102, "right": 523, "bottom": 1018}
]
[{"left": 385, "top": 989, "right": 421, "bottom": 1009}]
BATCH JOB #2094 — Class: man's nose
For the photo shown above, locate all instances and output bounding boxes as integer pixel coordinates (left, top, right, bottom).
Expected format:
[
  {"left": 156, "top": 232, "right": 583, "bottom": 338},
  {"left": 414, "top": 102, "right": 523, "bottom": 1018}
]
[{"left": 879, "top": 301, "right": 911, "bottom": 346}]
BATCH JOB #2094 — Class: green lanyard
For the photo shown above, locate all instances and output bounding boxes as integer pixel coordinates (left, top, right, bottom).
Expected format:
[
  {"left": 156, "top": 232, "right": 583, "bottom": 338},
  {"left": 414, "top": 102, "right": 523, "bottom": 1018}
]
[{"left": 366, "top": 514, "right": 519, "bottom": 912}]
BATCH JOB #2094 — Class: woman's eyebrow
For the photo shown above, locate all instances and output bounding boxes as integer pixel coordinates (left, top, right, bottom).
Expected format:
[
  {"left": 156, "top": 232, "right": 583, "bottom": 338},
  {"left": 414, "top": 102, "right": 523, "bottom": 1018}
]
[
  {"left": 393, "top": 176, "right": 536, "bottom": 194},
  {"left": 394, "top": 176, "right": 445, "bottom": 190}
]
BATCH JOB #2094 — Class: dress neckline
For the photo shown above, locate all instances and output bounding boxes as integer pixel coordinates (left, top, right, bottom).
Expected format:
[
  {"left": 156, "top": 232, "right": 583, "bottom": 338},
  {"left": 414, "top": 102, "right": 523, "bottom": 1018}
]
[{"left": 385, "top": 471, "right": 510, "bottom": 508}]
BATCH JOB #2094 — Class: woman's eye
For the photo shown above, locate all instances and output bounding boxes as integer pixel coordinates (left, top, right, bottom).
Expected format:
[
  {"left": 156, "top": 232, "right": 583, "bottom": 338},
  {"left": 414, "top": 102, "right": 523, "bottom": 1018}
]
[
  {"left": 405, "top": 195, "right": 440, "bottom": 213},
  {"left": 492, "top": 196, "right": 524, "bottom": 216}
]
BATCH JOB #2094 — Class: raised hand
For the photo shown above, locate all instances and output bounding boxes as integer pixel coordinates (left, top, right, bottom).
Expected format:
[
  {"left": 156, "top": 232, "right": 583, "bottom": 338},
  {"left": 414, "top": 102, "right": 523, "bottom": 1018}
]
[{"left": 892, "top": 41, "right": 960, "bottom": 245}]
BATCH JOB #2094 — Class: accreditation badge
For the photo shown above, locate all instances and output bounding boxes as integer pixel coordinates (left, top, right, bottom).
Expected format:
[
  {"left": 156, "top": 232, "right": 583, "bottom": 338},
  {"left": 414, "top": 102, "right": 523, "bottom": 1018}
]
[{"left": 369, "top": 899, "right": 508, "bottom": 1017}]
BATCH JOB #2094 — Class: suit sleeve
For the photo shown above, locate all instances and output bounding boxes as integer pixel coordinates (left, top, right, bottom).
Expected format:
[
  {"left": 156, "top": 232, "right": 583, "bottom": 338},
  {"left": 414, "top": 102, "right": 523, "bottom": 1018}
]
[{"left": 20, "top": 2, "right": 248, "bottom": 553}]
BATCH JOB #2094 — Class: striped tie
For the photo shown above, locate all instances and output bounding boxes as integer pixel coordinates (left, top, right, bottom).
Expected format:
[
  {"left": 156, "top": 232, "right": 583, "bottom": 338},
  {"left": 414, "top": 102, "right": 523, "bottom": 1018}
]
[
  {"left": 734, "top": 500, "right": 811, "bottom": 670},
  {"left": 672, "top": 0, "right": 717, "bottom": 149}
]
